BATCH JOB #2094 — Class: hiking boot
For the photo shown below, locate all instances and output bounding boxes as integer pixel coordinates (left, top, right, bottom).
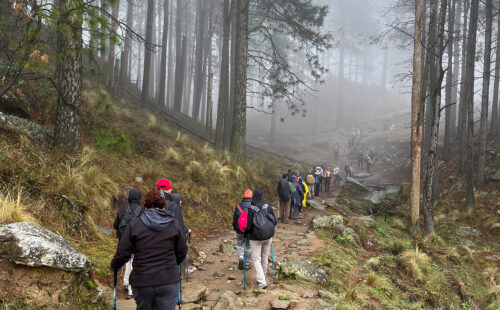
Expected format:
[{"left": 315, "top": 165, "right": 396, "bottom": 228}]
[
  {"left": 185, "top": 266, "right": 196, "bottom": 275},
  {"left": 257, "top": 284, "right": 268, "bottom": 290},
  {"left": 245, "top": 264, "right": 252, "bottom": 270},
  {"left": 126, "top": 294, "right": 134, "bottom": 300},
  {"left": 238, "top": 259, "right": 244, "bottom": 270}
]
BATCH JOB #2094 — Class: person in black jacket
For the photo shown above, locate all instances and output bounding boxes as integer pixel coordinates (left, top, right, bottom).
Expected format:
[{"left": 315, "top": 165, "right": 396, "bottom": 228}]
[
  {"left": 170, "top": 193, "right": 195, "bottom": 275},
  {"left": 277, "top": 174, "right": 291, "bottom": 224},
  {"left": 232, "top": 189, "right": 253, "bottom": 270},
  {"left": 111, "top": 188, "right": 187, "bottom": 310},
  {"left": 112, "top": 188, "right": 142, "bottom": 299},
  {"left": 245, "top": 189, "right": 277, "bottom": 290}
]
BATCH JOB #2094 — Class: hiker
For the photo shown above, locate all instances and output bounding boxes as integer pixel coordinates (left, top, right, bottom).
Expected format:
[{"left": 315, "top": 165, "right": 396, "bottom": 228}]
[
  {"left": 277, "top": 174, "right": 292, "bottom": 224},
  {"left": 345, "top": 164, "right": 352, "bottom": 178},
  {"left": 348, "top": 136, "right": 352, "bottom": 147},
  {"left": 333, "top": 167, "right": 341, "bottom": 185},
  {"left": 358, "top": 151, "right": 364, "bottom": 168},
  {"left": 113, "top": 188, "right": 143, "bottom": 299},
  {"left": 368, "top": 148, "right": 375, "bottom": 159},
  {"left": 111, "top": 188, "right": 187, "bottom": 310},
  {"left": 170, "top": 193, "right": 196, "bottom": 275},
  {"left": 299, "top": 176, "right": 309, "bottom": 210},
  {"left": 333, "top": 143, "right": 339, "bottom": 161},
  {"left": 156, "top": 179, "right": 189, "bottom": 236},
  {"left": 314, "top": 166, "right": 324, "bottom": 192},
  {"left": 245, "top": 189, "right": 277, "bottom": 290},
  {"left": 232, "top": 190, "right": 253, "bottom": 270},
  {"left": 290, "top": 175, "right": 303, "bottom": 219},
  {"left": 324, "top": 168, "right": 332, "bottom": 193},
  {"left": 306, "top": 172, "right": 315, "bottom": 198},
  {"left": 366, "top": 155, "right": 372, "bottom": 173}
]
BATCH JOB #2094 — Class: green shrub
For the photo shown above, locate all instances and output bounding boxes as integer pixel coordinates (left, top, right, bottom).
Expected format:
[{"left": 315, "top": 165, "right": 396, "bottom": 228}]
[{"left": 93, "top": 127, "right": 133, "bottom": 154}]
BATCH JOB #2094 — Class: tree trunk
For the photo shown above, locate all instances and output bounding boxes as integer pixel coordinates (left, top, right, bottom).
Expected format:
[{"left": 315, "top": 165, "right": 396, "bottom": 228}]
[
  {"left": 192, "top": 0, "right": 208, "bottom": 120},
  {"left": 458, "top": 0, "right": 469, "bottom": 174},
  {"left": 166, "top": 0, "right": 175, "bottom": 107},
  {"left": 491, "top": 1, "right": 500, "bottom": 134},
  {"left": 336, "top": 44, "right": 344, "bottom": 129},
  {"left": 107, "top": 1, "right": 119, "bottom": 91},
  {"left": 224, "top": 0, "right": 237, "bottom": 149},
  {"left": 174, "top": 36, "right": 187, "bottom": 111},
  {"left": 182, "top": 0, "right": 192, "bottom": 115},
  {"left": 173, "top": 0, "right": 184, "bottom": 111},
  {"left": 215, "top": 0, "right": 231, "bottom": 148},
  {"left": 450, "top": 0, "right": 461, "bottom": 139},
  {"left": 443, "top": 0, "right": 456, "bottom": 161},
  {"left": 159, "top": 0, "right": 170, "bottom": 106},
  {"left": 121, "top": 0, "right": 135, "bottom": 87},
  {"left": 477, "top": 0, "right": 492, "bottom": 188},
  {"left": 381, "top": 47, "right": 388, "bottom": 90},
  {"left": 229, "top": 0, "right": 248, "bottom": 163},
  {"left": 141, "top": 0, "right": 155, "bottom": 105},
  {"left": 53, "top": 0, "right": 83, "bottom": 153},
  {"left": 410, "top": 0, "right": 425, "bottom": 236},
  {"left": 464, "top": 0, "right": 479, "bottom": 206},
  {"left": 206, "top": 73, "right": 214, "bottom": 129}
]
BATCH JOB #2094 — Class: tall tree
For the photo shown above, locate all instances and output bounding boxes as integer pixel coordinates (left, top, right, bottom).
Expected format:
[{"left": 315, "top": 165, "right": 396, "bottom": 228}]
[
  {"left": 173, "top": 0, "right": 184, "bottom": 111},
  {"left": 450, "top": 0, "right": 461, "bottom": 139},
  {"left": 464, "top": 0, "right": 479, "bottom": 206},
  {"left": 53, "top": 0, "right": 83, "bottom": 153},
  {"left": 224, "top": 0, "right": 237, "bottom": 149},
  {"left": 192, "top": 0, "right": 208, "bottom": 120},
  {"left": 410, "top": 0, "right": 425, "bottom": 236},
  {"left": 141, "top": 0, "right": 155, "bottom": 105},
  {"left": 107, "top": 0, "right": 119, "bottom": 90},
  {"left": 167, "top": 0, "right": 175, "bottom": 107},
  {"left": 120, "top": 0, "right": 135, "bottom": 87},
  {"left": 477, "top": 0, "right": 493, "bottom": 188},
  {"left": 491, "top": 2, "right": 500, "bottom": 134},
  {"left": 229, "top": 0, "right": 249, "bottom": 162},
  {"left": 215, "top": 0, "right": 231, "bottom": 148},
  {"left": 443, "top": 0, "right": 456, "bottom": 160},
  {"left": 458, "top": 0, "right": 469, "bottom": 173},
  {"left": 337, "top": 43, "right": 345, "bottom": 129},
  {"left": 159, "top": 0, "right": 170, "bottom": 106},
  {"left": 174, "top": 35, "right": 188, "bottom": 111}
]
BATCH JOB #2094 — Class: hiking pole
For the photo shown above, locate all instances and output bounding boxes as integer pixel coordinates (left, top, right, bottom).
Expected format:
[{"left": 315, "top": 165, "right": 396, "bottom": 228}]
[
  {"left": 113, "top": 269, "right": 117, "bottom": 310},
  {"left": 243, "top": 240, "right": 246, "bottom": 290},
  {"left": 186, "top": 232, "right": 191, "bottom": 282},
  {"left": 179, "top": 263, "right": 183, "bottom": 308},
  {"left": 270, "top": 243, "right": 275, "bottom": 282}
]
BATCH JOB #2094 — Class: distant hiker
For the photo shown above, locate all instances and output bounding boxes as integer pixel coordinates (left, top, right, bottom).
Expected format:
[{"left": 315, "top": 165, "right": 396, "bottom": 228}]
[
  {"left": 333, "top": 167, "right": 341, "bottom": 185},
  {"left": 324, "top": 168, "right": 332, "bottom": 193},
  {"left": 348, "top": 136, "right": 352, "bottom": 147},
  {"left": 368, "top": 148, "right": 375, "bottom": 159},
  {"left": 113, "top": 188, "right": 143, "bottom": 299},
  {"left": 232, "top": 190, "right": 253, "bottom": 270},
  {"left": 277, "top": 174, "right": 292, "bottom": 224},
  {"left": 290, "top": 175, "right": 303, "bottom": 219},
  {"left": 299, "top": 176, "right": 309, "bottom": 210},
  {"left": 358, "top": 151, "right": 364, "bottom": 168},
  {"left": 314, "top": 166, "right": 324, "bottom": 193},
  {"left": 171, "top": 193, "right": 195, "bottom": 275},
  {"left": 333, "top": 143, "right": 340, "bottom": 160},
  {"left": 351, "top": 132, "right": 356, "bottom": 146},
  {"left": 345, "top": 164, "right": 352, "bottom": 178},
  {"left": 366, "top": 155, "right": 372, "bottom": 173},
  {"left": 306, "top": 173, "right": 315, "bottom": 198},
  {"left": 245, "top": 189, "right": 277, "bottom": 290},
  {"left": 111, "top": 188, "right": 187, "bottom": 310}
]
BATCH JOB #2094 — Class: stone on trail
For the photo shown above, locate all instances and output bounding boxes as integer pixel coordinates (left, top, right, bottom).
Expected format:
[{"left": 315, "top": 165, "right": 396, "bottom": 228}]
[
  {"left": 271, "top": 299, "right": 291, "bottom": 309},
  {"left": 312, "top": 215, "right": 360, "bottom": 244},
  {"left": 307, "top": 199, "right": 326, "bottom": 211},
  {"left": 491, "top": 169, "right": 500, "bottom": 182},
  {"left": 279, "top": 259, "right": 328, "bottom": 284},
  {"left": 313, "top": 299, "right": 336, "bottom": 310},
  {"left": 352, "top": 172, "right": 371, "bottom": 178},
  {"left": 181, "top": 303, "right": 203, "bottom": 310},
  {"left": 182, "top": 287, "right": 208, "bottom": 304},
  {"left": 212, "top": 291, "right": 244, "bottom": 310},
  {"left": 219, "top": 243, "right": 235, "bottom": 254},
  {"left": 302, "top": 291, "right": 314, "bottom": 298},
  {"left": 318, "top": 289, "right": 337, "bottom": 300},
  {"left": 345, "top": 177, "right": 369, "bottom": 191}
]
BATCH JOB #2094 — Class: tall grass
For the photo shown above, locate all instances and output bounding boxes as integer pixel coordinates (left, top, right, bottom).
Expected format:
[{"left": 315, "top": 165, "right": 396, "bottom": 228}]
[{"left": 0, "top": 190, "right": 38, "bottom": 224}]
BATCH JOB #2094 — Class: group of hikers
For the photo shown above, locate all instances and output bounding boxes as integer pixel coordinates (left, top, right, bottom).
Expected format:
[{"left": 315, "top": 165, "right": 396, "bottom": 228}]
[
  {"left": 357, "top": 148, "right": 375, "bottom": 173},
  {"left": 111, "top": 178, "right": 278, "bottom": 309}
]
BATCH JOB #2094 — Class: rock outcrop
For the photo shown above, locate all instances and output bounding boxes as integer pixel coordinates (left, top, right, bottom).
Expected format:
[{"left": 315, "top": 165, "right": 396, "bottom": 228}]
[
  {"left": 278, "top": 259, "right": 328, "bottom": 284},
  {"left": 0, "top": 111, "right": 52, "bottom": 144},
  {"left": 311, "top": 215, "right": 360, "bottom": 244},
  {"left": 212, "top": 291, "right": 244, "bottom": 310}
]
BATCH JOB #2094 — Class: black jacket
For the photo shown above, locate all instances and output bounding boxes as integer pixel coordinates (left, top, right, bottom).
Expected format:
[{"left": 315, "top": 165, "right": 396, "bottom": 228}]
[
  {"left": 111, "top": 208, "right": 187, "bottom": 287},
  {"left": 162, "top": 191, "right": 188, "bottom": 235},
  {"left": 232, "top": 198, "right": 252, "bottom": 234},
  {"left": 113, "top": 189, "right": 143, "bottom": 239},
  {"left": 245, "top": 189, "right": 276, "bottom": 241},
  {"left": 277, "top": 178, "right": 291, "bottom": 200}
]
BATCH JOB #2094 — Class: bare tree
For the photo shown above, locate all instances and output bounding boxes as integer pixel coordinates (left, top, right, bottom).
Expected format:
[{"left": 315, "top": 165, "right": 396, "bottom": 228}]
[
  {"left": 491, "top": 1, "right": 500, "bottom": 134},
  {"left": 159, "top": 0, "right": 170, "bottom": 106},
  {"left": 173, "top": 0, "right": 184, "bottom": 111},
  {"left": 443, "top": 0, "right": 456, "bottom": 160},
  {"left": 141, "top": 0, "right": 155, "bottom": 104},
  {"left": 107, "top": 0, "right": 119, "bottom": 90}
]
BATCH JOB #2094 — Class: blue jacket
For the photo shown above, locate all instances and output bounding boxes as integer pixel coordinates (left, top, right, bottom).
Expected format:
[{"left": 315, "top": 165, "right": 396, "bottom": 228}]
[
  {"left": 291, "top": 181, "right": 303, "bottom": 207},
  {"left": 232, "top": 198, "right": 252, "bottom": 234}
]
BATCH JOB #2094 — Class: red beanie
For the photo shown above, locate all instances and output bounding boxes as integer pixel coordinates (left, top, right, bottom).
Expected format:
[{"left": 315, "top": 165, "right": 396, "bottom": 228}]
[{"left": 156, "top": 178, "right": 172, "bottom": 190}]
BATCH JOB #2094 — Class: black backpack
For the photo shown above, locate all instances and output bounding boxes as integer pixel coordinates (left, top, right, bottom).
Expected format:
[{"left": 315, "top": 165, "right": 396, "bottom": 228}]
[
  {"left": 118, "top": 204, "right": 142, "bottom": 240},
  {"left": 250, "top": 204, "right": 276, "bottom": 240},
  {"left": 278, "top": 178, "right": 291, "bottom": 200}
]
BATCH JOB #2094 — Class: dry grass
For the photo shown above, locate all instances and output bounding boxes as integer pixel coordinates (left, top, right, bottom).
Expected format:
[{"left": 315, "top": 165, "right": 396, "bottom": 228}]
[
  {"left": 483, "top": 267, "right": 499, "bottom": 286},
  {"left": 419, "top": 233, "right": 446, "bottom": 250},
  {"left": 365, "top": 257, "right": 381, "bottom": 270},
  {"left": 0, "top": 190, "right": 38, "bottom": 225},
  {"left": 165, "top": 147, "right": 181, "bottom": 165},
  {"left": 398, "top": 248, "right": 431, "bottom": 282},
  {"left": 186, "top": 160, "right": 204, "bottom": 182},
  {"left": 386, "top": 240, "right": 405, "bottom": 255},
  {"left": 366, "top": 270, "right": 382, "bottom": 287},
  {"left": 390, "top": 218, "right": 406, "bottom": 230},
  {"left": 342, "top": 283, "right": 358, "bottom": 302}
]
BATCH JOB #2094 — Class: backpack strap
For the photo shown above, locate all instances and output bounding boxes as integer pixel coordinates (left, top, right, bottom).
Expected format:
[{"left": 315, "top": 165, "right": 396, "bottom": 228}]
[{"left": 237, "top": 204, "right": 244, "bottom": 213}]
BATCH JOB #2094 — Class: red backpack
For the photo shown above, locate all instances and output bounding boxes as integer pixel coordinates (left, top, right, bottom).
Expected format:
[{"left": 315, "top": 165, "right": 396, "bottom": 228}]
[{"left": 237, "top": 204, "right": 248, "bottom": 232}]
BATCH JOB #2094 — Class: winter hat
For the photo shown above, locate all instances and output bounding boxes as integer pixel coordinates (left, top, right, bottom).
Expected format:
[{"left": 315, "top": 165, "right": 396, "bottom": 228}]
[
  {"left": 156, "top": 179, "right": 172, "bottom": 190},
  {"left": 243, "top": 189, "right": 253, "bottom": 199},
  {"left": 299, "top": 176, "right": 304, "bottom": 182}
]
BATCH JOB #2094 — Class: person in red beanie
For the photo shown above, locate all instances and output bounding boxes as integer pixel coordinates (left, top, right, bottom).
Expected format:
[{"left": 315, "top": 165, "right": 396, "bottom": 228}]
[
  {"left": 232, "top": 189, "right": 253, "bottom": 270},
  {"left": 156, "top": 179, "right": 189, "bottom": 238}
]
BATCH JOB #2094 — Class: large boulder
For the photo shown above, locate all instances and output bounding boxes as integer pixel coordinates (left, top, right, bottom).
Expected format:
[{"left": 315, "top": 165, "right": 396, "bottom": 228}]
[
  {"left": 0, "top": 90, "right": 31, "bottom": 118},
  {"left": 0, "top": 111, "right": 52, "bottom": 144},
  {"left": 0, "top": 222, "right": 92, "bottom": 307},
  {"left": 307, "top": 199, "right": 326, "bottom": 211},
  {"left": 491, "top": 169, "right": 500, "bottom": 182},
  {"left": 212, "top": 291, "right": 244, "bottom": 310},
  {"left": 278, "top": 259, "right": 328, "bottom": 284},
  {"left": 312, "top": 215, "right": 360, "bottom": 244}
]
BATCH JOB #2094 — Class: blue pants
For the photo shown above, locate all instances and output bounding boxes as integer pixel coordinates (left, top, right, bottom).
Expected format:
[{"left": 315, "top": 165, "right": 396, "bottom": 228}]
[{"left": 132, "top": 282, "right": 179, "bottom": 310}]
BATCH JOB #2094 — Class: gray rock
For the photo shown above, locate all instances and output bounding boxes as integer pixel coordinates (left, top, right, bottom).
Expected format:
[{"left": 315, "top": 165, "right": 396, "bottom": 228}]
[
  {"left": 94, "top": 225, "right": 113, "bottom": 236},
  {"left": 135, "top": 177, "right": 144, "bottom": 183},
  {"left": 181, "top": 304, "right": 203, "bottom": 310},
  {"left": 318, "top": 289, "right": 337, "bottom": 300},
  {"left": 488, "top": 150, "right": 496, "bottom": 156},
  {"left": 212, "top": 291, "right": 244, "bottom": 310},
  {"left": 271, "top": 299, "right": 291, "bottom": 309},
  {"left": 313, "top": 299, "right": 336, "bottom": 310},
  {"left": 352, "top": 172, "right": 371, "bottom": 178},
  {"left": 0, "top": 111, "right": 52, "bottom": 144},
  {"left": 307, "top": 200, "right": 326, "bottom": 211},
  {"left": 491, "top": 169, "right": 500, "bottom": 182},
  {"left": 219, "top": 243, "right": 235, "bottom": 254},
  {"left": 183, "top": 287, "right": 207, "bottom": 304},
  {"left": 297, "top": 238, "right": 310, "bottom": 245},
  {"left": 0, "top": 222, "right": 91, "bottom": 272},
  {"left": 350, "top": 216, "right": 375, "bottom": 223},
  {"left": 279, "top": 259, "right": 328, "bottom": 284},
  {"left": 312, "top": 215, "right": 360, "bottom": 244},
  {"left": 457, "top": 226, "right": 482, "bottom": 237},
  {"left": 0, "top": 90, "right": 31, "bottom": 118},
  {"left": 345, "top": 177, "right": 369, "bottom": 191},
  {"left": 302, "top": 291, "right": 314, "bottom": 298}
]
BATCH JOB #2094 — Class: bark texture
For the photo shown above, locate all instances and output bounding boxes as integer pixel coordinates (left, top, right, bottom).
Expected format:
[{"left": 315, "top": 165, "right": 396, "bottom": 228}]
[{"left": 159, "top": 0, "right": 170, "bottom": 107}]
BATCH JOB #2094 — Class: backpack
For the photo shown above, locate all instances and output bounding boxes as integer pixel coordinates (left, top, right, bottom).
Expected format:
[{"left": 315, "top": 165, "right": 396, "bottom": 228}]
[
  {"left": 237, "top": 204, "right": 248, "bottom": 232},
  {"left": 118, "top": 204, "right": 142, "bottom": 240},
  {"left": 278, "top": 178, "right": 291, "bottom": 200},
  {"left": 251, "top": 204, "right": 276, "bottom": 240}
]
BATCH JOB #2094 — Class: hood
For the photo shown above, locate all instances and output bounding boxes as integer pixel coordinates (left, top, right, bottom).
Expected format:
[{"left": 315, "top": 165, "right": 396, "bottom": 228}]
[
  {"left": 251, "top": 189, "right": 265, "bottom": 208},
  {"left": 140, "top": 208, "right": 175, "bottom": 232},
  {"left": 128, "top": 189, "right": 142, "bottom": 203}
]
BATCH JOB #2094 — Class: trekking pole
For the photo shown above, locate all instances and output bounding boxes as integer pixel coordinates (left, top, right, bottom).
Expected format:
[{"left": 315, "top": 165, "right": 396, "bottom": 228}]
[
  {"left": 113, "top": 269, "right": 117, "bottom": 310},
  {"left": 179, "top": 263, "right": 182, "bottom": 308},
  {"left": 243, "top": 240, "right": 246, "bottom": 290},
  {"left": 186, "top": 232, "right": 191, "bottom": 282},
  {"left": 270, "top": 244, "right": 275, "bottom": 281}
]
